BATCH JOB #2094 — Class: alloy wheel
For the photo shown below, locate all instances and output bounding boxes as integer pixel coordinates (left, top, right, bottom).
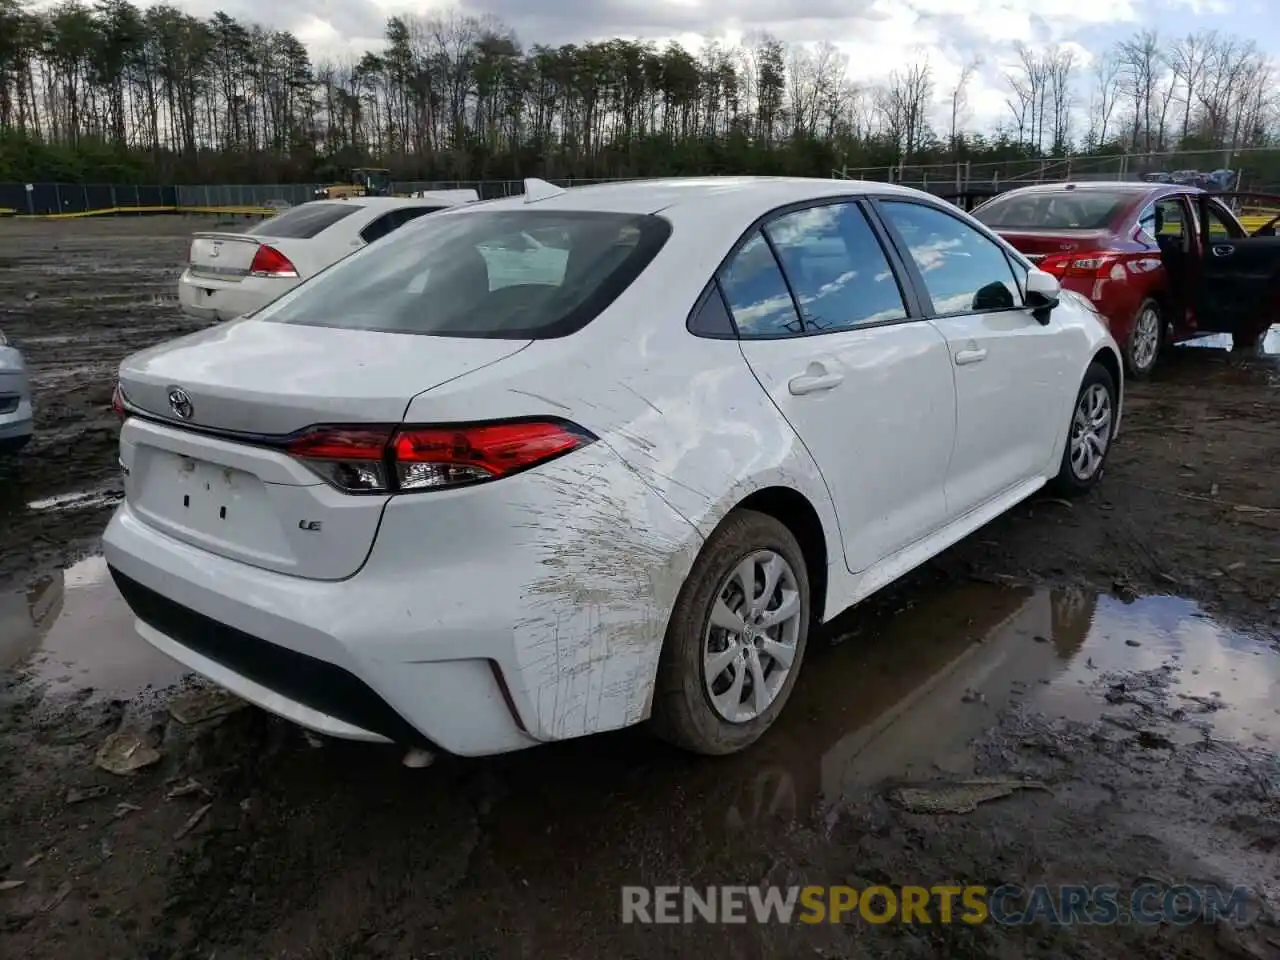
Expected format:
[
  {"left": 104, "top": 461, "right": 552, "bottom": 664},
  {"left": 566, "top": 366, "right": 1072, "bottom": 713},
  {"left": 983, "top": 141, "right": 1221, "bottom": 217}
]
[
  {"left": 1130, "top": 307, "right": 1161, "bottom": 372},
  {"left": 703, "top": 550, "right": 803, "bottom": 723},
  {"left": 1070, "top": 382, "right": 1113, "bottom": 481}
]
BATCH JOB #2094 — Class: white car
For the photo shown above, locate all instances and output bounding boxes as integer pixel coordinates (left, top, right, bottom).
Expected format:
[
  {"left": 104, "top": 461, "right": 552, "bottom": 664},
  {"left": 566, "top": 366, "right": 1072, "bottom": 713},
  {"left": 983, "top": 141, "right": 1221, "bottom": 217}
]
[
  {"left": 0, "top": 329, "right": 33, "bottom": 453},
  {"left": 104, "top": 176, "right": 1122, "bottom": 759},
  {"left": 177, "top": 193, "right": 478, "bottom": 323}
]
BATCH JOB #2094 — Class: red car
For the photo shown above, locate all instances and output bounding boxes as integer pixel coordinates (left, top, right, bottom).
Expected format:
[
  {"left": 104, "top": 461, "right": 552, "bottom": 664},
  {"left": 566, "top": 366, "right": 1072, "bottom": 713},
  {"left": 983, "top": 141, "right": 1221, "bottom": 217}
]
[{"left": 971, "top": 182, "right": 1280, "bottom": 377}]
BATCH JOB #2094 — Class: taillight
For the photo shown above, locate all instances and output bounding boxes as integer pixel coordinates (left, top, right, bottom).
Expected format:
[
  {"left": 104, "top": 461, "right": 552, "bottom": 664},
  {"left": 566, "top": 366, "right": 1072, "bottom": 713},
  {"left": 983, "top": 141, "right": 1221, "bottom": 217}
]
[
  {"left": 249, "top": 244, "right": 298, "bottom": 278},
  {"left": 286, "top": 426, "right": 393, "bottom": 492},
  {"left": 111, "top": 382, "right": 126, "bottom": 420},
  {"left": 285, "top": 419, "right": 596, "bottom": 494}
]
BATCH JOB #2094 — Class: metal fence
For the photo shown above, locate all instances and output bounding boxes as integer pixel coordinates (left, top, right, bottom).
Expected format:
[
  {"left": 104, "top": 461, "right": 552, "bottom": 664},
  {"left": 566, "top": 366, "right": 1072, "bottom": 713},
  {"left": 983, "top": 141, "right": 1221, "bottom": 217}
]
[
  {"left": 0, "top": 182, "right": 176, "bottom": 215},
  {"left": 836, "top": 146, "right": 1280, "bottom": 192},
  {"left": 0, "top": 177, "right": 647, "bottom": 216},
  {"left": 5, "top": 149, "right": 1279, "bottom": 218}
]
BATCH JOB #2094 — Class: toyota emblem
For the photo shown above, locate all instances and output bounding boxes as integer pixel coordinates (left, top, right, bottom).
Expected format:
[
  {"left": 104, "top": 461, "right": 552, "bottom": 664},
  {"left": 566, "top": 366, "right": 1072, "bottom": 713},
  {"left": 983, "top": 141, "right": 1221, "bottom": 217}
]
[{"left": 167, "top": 387, "right": 194, "bottom": 420}]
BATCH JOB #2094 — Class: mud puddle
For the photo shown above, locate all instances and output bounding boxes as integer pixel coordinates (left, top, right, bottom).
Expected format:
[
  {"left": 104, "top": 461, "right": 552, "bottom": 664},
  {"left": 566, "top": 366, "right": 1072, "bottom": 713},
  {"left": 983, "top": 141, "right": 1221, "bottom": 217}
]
[
  {"left": 0, "top": 554, "right": 183, "bottom": 699},
  {"left": 478, "top": 581, "right": 1279, "bottom": 859}
]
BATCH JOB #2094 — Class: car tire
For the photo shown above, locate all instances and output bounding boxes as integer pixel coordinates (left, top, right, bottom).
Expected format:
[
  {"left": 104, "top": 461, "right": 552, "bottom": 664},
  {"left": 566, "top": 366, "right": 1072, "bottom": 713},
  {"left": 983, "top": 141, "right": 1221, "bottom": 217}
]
[
  {"left": 650, "top": 509, "right": 811, "bottom": 756},
  {"left": 1049, "top": 361, "right": 1118, "bottom": 498},
  {"left": 1124, "top": 299, "right": 1162, "bottom": 380}
]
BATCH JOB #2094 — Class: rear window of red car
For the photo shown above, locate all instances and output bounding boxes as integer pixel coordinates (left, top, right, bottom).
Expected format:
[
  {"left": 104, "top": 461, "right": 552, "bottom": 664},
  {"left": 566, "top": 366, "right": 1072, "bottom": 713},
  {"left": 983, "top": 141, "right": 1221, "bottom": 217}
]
[{"left": 973, "top": 191, "right": 1132, "bottom": 230}]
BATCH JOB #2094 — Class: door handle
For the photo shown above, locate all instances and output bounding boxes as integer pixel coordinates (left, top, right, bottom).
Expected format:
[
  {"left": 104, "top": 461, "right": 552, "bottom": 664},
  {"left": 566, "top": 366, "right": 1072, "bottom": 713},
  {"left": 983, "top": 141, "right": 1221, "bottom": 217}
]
[
  {"left": 1212, "top": 245, "right": 1234, "bottom": 257},
  {"left": 954, "top": 347, "right": 988, "bottom": 366},
  {"left": 788, "top": 371, "right": 844, "bottom": 395}
]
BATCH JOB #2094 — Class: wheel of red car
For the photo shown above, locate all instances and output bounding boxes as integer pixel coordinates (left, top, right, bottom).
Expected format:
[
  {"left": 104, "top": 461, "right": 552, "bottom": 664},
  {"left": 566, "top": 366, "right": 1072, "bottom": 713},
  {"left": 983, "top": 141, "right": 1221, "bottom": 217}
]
[{"left": 1125, "top": 299, "right": 1163, "bottom": 380}]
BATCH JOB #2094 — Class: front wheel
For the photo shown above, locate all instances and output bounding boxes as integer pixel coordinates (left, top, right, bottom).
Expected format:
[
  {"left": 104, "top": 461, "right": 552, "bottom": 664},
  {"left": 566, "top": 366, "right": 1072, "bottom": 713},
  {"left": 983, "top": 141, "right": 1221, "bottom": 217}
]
[
  {"left": 650, "top": 509, "right": 811, "bottom": 755},
  {"left": 1124, "top": 299, "right": 1162, "bottom": 379},
  {"left": 1049, "top": 361, "right": 1118, "bottom": 497}
]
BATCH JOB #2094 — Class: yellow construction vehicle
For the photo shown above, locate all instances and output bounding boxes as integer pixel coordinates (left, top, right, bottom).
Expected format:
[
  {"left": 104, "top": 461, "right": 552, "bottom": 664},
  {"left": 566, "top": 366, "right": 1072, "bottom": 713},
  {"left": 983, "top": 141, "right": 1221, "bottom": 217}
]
[{"left": 313, "top": 168, "right": 394, "bottom": 200}]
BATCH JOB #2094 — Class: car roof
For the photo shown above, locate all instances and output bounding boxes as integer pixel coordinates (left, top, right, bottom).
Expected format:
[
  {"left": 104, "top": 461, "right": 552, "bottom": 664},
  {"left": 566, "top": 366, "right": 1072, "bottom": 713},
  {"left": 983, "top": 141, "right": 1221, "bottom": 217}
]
[
  {"left": 329, "top": 195, "right": 468, "bottom": 210},
  {"left": 452, "top": 176, "right": 932, "bottom": 217},
  {"left": 989, "top": 181, "right": 1204, "bottom": 198}
]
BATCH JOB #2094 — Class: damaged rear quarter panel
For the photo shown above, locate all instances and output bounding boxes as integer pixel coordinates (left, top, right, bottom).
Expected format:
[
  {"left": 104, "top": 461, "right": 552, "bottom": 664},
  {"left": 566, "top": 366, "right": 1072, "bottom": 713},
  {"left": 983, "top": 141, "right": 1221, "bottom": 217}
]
[{"left": 390, "top": 212, "right": 843, "bottom": 741}]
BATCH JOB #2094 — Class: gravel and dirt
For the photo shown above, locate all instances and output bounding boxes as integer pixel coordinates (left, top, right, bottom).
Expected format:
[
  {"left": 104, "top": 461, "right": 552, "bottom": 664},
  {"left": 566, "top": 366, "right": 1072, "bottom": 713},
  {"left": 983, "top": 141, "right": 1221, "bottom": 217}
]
[{"left": 1, "top": 217, "right": 1278, "bottom": 959}]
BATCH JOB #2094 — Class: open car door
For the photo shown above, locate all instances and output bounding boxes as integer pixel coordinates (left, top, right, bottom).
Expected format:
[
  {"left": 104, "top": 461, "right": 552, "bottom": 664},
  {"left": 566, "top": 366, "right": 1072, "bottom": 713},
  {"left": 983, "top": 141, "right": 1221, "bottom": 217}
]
[{"left": 1191, "top": 191, "right": 1280, "bottom": 342}]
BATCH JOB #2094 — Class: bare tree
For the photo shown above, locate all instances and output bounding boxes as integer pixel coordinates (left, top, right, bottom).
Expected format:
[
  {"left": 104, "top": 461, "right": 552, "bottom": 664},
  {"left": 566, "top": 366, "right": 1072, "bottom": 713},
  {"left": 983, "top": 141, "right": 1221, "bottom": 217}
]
[
  {"left": 875, "top": 60, "right": 933, "bottom": 163},
  {"left": 1086, "top": 52, "right": 1123, "bottom": 148},
  {"left": 1047, "top": 47, "right": 1076, "bottom": 153},
  {"left": 1004, "top": 43, "right": 1049, "bottom": 149},
  {"left": 948, "top": 58, "right": 979, "bottom": 148},
  {"left": 1168, "top": 31, "right": 1214, "bottom": 143},
  {"left": 1115, "top": 30, "right": 1165, "bottom": 153}
]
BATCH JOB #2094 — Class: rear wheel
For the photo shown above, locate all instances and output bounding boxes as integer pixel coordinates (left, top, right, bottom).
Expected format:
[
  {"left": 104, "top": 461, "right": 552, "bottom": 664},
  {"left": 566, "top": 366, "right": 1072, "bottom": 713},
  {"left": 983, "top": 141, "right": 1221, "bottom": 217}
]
[
  {"left": 1050, "top": 361, "right": 1117, "bottom": 498},
  {"left": 1124, "top": 299, "right": 1162, "bottom": 379},
  {"left": 650, "top": 509, "right": 810, "bottom": 755}
]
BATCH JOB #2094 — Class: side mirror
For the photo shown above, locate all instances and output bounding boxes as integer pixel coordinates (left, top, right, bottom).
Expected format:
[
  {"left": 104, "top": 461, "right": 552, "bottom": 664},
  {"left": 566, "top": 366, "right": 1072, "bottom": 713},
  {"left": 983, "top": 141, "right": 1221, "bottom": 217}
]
[{"left": 1025, "top": 269, "right": 1061, "bottom": 325}]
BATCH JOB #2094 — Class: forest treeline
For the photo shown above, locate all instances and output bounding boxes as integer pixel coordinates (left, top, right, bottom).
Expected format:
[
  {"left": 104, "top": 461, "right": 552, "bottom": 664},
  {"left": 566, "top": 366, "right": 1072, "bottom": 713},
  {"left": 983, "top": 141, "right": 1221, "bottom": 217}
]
[{"left": 0, "top": 0, "right": 1275, "bottom": 184}]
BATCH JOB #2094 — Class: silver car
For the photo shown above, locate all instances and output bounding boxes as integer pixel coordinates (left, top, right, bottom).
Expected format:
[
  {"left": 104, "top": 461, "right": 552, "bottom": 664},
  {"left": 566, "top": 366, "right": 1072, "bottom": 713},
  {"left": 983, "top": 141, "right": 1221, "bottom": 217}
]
[{"left": 0, "top": 329, "right": 33, "bottom": 452}]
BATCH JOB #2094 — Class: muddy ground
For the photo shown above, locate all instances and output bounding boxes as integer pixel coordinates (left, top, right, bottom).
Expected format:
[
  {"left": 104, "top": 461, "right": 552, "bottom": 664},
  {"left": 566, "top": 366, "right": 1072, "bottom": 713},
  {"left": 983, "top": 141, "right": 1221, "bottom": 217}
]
[{"left": 0, "top": 217, "right": 1278, "bottom": 959}]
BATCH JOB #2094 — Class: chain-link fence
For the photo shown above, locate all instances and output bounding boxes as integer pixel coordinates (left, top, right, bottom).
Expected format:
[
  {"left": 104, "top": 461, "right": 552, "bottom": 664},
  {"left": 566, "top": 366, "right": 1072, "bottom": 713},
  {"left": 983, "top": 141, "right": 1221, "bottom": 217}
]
[{"left": 836, "top": 147, "right": 1279, "bottom": 193}]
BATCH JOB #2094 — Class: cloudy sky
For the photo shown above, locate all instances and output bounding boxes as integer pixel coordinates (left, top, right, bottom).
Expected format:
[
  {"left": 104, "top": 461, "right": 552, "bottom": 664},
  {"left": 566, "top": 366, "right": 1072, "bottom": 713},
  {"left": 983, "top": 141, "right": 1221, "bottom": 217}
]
[{"left": 145, "top": 0, "right": 1273, "bottom": 130}]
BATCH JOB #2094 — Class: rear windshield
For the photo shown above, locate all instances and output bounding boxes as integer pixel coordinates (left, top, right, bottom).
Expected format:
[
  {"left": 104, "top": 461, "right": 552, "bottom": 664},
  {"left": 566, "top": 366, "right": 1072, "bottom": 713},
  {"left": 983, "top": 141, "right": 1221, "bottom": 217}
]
[
  {"left": 972, "top": 191, "right": 1132, "bottom": 230},
  {"left": 256, "top": 210, "right": 672, "bottom": 339},
  {"left": 246, "top": 202, "right": 358, "bottom": 238}
]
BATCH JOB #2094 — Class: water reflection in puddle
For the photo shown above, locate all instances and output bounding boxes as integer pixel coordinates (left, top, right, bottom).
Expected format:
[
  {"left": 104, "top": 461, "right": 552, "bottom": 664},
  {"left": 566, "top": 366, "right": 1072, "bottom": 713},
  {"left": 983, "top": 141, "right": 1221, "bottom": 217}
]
[
  {"left": 741, "top": 584, "right": 1278, "bottom": 817},
  {"left": 482, "top": 581, "right": 1279, "bottom": 864},
  {"left": 0, "top": 555, "right": 183, "bottom": 698}
]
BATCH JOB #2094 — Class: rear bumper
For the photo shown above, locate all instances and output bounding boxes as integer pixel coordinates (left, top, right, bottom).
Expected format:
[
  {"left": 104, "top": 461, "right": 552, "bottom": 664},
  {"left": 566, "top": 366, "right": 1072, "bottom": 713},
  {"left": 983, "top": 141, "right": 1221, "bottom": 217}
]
[
  {"left": 0, "top": 362, "right": 33, "bottom": 446},
  {"left": 102, "top": 440, "right": 701, "bottom": 756},
  {"left": 177, "top": 270, "right": 294, "bottom": 322},
  {"left": 104, "top": 501, "right": 536, "bottom": 754}
]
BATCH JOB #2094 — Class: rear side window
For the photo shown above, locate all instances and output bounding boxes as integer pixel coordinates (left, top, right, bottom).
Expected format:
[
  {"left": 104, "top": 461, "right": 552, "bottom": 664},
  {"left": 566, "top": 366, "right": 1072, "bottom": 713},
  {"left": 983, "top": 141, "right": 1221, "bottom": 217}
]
[
  {"left": 718, "top": 232, "right": 803, "bottom": 337},
  {"left": 361, "top": 206, "right": 446, "bottom": 244},
  {"left": 764, "top": 203, "right": 907, "bottom": 331},
  {"left": 256, "top": 210, "right": 671, "bottom": 339},
  {"left": 247, "top": 202, "right": 359, "bottom": 239}
]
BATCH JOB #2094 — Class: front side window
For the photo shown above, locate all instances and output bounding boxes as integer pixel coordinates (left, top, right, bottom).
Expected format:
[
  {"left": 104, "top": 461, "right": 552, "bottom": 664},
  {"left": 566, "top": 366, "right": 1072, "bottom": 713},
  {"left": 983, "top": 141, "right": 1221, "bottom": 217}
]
[
  {"left": 879, "top": 201, "right": 1020, "bottom": 316},
  {"left": 257, "top": 210, "right": 670, "bottom": 339},
  {"left": 763, "top": 203, "right": 908, "bottom": 332}
]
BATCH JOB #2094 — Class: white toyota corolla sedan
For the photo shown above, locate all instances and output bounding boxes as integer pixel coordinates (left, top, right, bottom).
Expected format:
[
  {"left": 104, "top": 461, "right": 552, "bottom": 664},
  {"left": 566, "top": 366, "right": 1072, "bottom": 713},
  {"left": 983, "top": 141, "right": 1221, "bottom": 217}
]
[{"left": 103, "top": 176, "right": 1122, "bottom": 759}]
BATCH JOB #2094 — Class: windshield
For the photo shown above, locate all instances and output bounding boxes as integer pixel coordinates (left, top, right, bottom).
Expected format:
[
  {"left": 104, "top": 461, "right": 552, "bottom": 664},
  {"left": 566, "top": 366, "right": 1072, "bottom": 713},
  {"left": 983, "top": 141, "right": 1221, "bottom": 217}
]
[
  {"left": 363, "top": 170, "right": 391, "bottom": 194},
  {"left": 256, "top": 209, "right": 672, "bottom": 339},
  {"left": 972, "top": 191, "right": 1133, "bottom": 230}
]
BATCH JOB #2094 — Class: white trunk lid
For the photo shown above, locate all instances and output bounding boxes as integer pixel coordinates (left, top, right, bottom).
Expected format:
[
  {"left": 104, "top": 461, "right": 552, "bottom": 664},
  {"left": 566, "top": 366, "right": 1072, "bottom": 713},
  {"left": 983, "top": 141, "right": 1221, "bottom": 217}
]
[
  {"left": 188, "top": 234, "right": 261, "bottom": 282},
  {"left": 116, "top": 319, "right": 531, "bottom": 580}
]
